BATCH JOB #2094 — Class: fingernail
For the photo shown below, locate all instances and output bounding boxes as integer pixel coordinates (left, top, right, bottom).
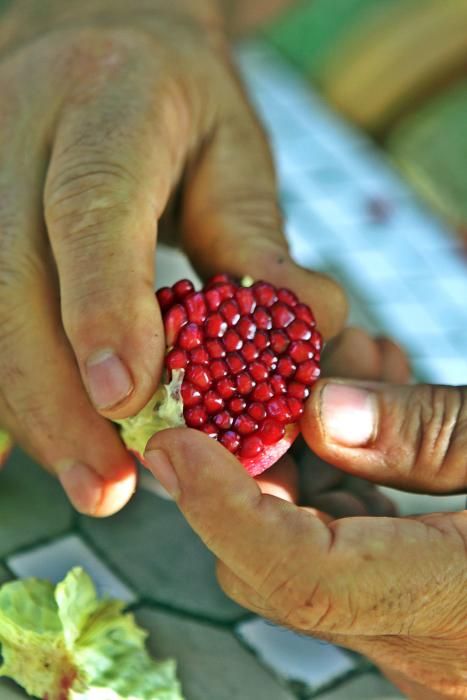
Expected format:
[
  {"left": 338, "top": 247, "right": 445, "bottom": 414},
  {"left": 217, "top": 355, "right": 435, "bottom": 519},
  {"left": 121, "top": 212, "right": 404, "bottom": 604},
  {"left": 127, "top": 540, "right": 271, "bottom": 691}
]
[
  {"left": 85, "top": 349, "right": 133, "bottom": 410},
  {"left": 144, "top": 449, "right": 180, "bottom": 499},
  {"left": 57, "top": 461, "right": 103, "bottom": 514},
  {"left": 320, "top": 383, "right": 377, "bottom": 447}
]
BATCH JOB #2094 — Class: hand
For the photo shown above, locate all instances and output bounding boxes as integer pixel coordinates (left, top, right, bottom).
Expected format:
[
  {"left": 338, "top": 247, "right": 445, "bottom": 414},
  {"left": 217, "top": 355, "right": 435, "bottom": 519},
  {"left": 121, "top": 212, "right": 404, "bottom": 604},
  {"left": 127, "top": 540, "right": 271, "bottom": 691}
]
[
  {"left": 0, "top": 0, "right": 346, "bottom": 516},
  {"left": 145, "top": 329, "right": 467, "bottom": 700}
]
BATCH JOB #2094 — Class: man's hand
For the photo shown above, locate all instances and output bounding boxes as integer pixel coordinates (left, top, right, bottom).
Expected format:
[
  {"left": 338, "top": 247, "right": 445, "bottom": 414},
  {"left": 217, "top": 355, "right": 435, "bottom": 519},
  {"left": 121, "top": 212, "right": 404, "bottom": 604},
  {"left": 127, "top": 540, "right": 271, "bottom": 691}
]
[
  {"left": 145, "top": 329, "right": 466, "bottom": 700},
  {"left": 0, "top": 0, "right": 346, "bottom": 516}
]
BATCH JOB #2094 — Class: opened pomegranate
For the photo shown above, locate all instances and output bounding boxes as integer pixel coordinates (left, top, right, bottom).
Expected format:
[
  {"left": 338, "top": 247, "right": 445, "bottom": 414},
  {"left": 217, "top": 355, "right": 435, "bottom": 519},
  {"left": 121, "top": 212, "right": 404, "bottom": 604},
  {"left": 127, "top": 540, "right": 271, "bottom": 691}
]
[{"left": 117, "top": 275, "right": 321, "bottom": 477}]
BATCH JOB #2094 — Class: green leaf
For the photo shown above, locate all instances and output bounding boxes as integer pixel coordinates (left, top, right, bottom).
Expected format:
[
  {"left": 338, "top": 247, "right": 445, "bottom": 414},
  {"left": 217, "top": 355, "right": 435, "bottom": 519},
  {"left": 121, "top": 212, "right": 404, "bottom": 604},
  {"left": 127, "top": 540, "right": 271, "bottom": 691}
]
[{"left": 0, "top": 568, "right": 184, "bottom": 700}]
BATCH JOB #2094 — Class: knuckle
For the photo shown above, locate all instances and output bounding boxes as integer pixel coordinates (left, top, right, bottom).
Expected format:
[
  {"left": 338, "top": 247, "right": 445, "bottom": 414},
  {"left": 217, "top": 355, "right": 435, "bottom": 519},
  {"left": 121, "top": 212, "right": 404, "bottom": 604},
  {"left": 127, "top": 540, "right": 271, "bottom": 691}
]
[
  {"left": 45, "top": 158, "right": 137, "bottom": 237},
  {"left": 396, "top": 385, "right": 467, "bottom": 490}
]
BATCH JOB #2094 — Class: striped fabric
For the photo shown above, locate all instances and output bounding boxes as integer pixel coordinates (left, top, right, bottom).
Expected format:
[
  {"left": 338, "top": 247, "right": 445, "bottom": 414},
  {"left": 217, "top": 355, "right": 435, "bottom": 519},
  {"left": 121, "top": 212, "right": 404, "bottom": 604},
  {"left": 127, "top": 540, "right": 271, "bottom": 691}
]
[{"left": 262, "top": 0, "right": 467, "bottom": 235}]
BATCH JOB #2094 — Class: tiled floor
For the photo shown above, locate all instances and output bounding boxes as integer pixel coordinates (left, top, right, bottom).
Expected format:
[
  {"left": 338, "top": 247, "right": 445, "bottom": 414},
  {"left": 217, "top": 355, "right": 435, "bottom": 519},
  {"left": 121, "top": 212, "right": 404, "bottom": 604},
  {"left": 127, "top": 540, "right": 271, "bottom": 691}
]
[{"left": 0, "top": 39, "right": 465, "bottom": 700}]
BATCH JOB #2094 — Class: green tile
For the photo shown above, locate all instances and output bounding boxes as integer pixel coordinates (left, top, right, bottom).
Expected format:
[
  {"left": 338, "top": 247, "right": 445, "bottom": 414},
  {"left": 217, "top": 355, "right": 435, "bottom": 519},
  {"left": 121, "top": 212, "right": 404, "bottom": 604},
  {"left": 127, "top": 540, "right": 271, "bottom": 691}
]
[
  {"left": 0, "top": 679, "right": 27, "bottom": 699},
  {"left": 0, "top": 563, "right": 12, "bottom": 584},
  {"left": 136, "top": 607, "right": 295, "bottom": 700},
  {"left": 0, "top": 449, "right": 73, "bottom": 558},
  {"left": 317, "top": 671, "right": 403, "bottom": 699},
  {"left": 80, "top": 490, "right": 244, "bottom": 622}
]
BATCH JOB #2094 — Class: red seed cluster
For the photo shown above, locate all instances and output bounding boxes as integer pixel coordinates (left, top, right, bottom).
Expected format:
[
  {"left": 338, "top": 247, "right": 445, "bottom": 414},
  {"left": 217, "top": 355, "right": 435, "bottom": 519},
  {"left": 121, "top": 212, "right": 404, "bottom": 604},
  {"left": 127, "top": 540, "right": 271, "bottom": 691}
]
[{"left": 156, "top": 275, "right": 321, "bottom": 461}]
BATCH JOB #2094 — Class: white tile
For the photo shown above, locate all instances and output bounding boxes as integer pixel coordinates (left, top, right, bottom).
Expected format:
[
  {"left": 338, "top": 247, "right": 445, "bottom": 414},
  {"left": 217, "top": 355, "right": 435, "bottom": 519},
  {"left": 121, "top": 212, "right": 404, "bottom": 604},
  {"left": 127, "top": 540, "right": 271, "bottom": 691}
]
[
  {"left": 155, "top": 244, "right": 200, "bottom": 289},
  {"left": 237, "top": 618, "right": 355, "bottom": 691},
  {"left": 7, "top": 534, "right": 136, "bottom": 603},
  {"left": 410, "top": 356, "right": 467, "bottom": 385},
  {"left": 380, "top": 488, "right": 466, "bottom": 517}
]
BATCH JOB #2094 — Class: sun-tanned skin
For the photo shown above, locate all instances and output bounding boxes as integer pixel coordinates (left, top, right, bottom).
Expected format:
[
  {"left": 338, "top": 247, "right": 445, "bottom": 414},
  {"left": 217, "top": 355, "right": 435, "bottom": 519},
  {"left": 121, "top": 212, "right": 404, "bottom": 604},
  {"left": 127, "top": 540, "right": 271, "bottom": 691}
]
[{"left": 0, "top": 2, "right": 465, "bottom": 698}]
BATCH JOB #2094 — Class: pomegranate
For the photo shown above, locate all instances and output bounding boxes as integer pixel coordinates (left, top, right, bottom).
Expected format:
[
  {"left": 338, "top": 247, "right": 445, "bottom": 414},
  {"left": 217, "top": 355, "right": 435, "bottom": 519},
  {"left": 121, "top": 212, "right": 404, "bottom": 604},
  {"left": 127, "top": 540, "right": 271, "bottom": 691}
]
[{"left": 117, "top": 275, "right": 321, "bottom": 477}]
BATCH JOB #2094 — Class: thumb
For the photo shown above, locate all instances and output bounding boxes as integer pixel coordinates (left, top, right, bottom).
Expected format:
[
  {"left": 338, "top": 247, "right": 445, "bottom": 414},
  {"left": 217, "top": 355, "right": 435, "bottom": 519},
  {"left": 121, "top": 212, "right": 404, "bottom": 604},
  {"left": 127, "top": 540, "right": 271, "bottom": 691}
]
[
  {"left": 303, "top": 379, "right": 467, "bottom": 494},
  {"left": 181, "top": 75, "right": 347, "bottom": 341}
]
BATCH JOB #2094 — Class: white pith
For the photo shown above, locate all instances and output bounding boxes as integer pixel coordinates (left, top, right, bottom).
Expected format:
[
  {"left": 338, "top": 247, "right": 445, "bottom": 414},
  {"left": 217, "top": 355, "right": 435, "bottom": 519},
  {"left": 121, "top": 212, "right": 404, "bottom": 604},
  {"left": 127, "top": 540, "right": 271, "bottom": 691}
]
[{"left": 116, "top": 369, "right": 186, "bottom": 457}]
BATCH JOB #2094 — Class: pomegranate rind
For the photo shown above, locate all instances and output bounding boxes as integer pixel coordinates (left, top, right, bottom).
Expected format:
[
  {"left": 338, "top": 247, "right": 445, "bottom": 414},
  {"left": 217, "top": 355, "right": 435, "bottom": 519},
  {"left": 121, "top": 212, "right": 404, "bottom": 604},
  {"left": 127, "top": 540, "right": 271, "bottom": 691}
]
[{"left": 241, "top": 423, "right": 300, "bottom": 477}]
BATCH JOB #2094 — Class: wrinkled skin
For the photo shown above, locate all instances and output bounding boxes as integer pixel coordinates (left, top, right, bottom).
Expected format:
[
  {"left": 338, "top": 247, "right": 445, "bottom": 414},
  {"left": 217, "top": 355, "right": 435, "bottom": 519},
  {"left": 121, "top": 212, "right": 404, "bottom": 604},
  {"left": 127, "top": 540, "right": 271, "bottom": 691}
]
[
  {"left": 0, "top": 2, "right": 465, "bottom": 698},
  {"left": 0, "top": 0, "right": 345, "bottom": 517},
  {"left": 146, "top": 328, "right": 467, "bottom": 700}
]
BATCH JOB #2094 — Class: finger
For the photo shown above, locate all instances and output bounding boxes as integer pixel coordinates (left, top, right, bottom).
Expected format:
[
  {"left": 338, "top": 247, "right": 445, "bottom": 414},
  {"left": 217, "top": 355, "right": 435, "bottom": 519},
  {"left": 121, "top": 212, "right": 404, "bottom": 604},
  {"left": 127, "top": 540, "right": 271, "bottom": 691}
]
[
  {"left": 144, "top": 428, "right": 467, "bottom": 641},
  {"left": 144, "top": 427, "right": 333, "bottom": 590},
  {"left": 0, "top": 213, "right": 136, "bottom": 517},
  {"left": 45, "top": 52, "right": 196, "bottom": 419},
  {"left": 303, "top": 379, "right": 467, "bottom": 493},
  {"left": 255, "top": 453, "right": 299, "bottom": 502},
  {"left": 322, "top": 327, "right": 411, "bottom": 383},
  {"left": 181, "top": 76, "right": 348, "bottom": 340}
]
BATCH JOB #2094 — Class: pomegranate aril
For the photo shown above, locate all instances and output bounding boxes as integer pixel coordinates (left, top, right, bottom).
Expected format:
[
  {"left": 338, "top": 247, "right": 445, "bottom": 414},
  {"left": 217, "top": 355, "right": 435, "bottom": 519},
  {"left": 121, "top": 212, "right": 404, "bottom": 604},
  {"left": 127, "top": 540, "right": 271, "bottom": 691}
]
[
  {"left": 185, "top": 364, "right": 212, "bottom": 391},
  {"left": 206, "top": 339, "right": 225, "bottom": 358},
  {"left": 248, "top": 402, "right": 267, "bottom": 421},
  {"left": 234, "top": 415, "right": 257, "bottom": 435},
  {"left": 173, "top": 279, "right": 194, "bottom": 299},
  {"left": 164, "top": 304, "right": 187, "bottom": 346},
  {"left": 185, "top": 405, "right": 207, "bottom": 428},
  {"left": 239, "top": 435, "right": 263, "bottom": 459},
  {"left": 253, "top": 307, "right": 272, "bottom": 330},
  {"left": 270, "top": 374, "right": 287, "bottom": 395},
  {"left": 205, "top": 288, "right": 222, "bottom": 311},
  {"left": 226, "top": 352, "right": 246, "bottom": 374},
  {"left": 236, "top": 287, "right": 256, "bottom": 314},
  {"left": 211, "top": 359, "right": 228, "bottom": 380},
  {"left": 207, "top": 274, "right": 230, "bottom": 287},
  {"left": 178, "top": 323, "right": 203, "bottom": 350},
  {"left": 205, "top": 313, "right": 227, "bottom": 338},
  {"left": 220, "top": 430, "right": 240, "bottom": 454},
  {"left": 294, "top": 303, "right": 314, "bottom": 325},
  {"left": 213, "top": 410, "right": 233, "bottom": 430},
  {"left": 270, "top": 330, "right": 290, "bottom": 354},
  {"left": 166, "top": 348, "right": 188, "bottom": 371},
  {"left": 277, "top": 357, "right": 296, "bottom": 378},
  {"left": 288, "top": 381, "right": 311, "bottom": 400},
  {"left": 156, "top": 287, "right": 174, "bottom": 312},
  {"left": 181, "top": 382, "right": 202, "bottom": 407},
  {"left": 237, "top": 316, "right": 256, "bottom": 340},
  {"left": 311, "top": 330, "right": 322, "bottom": 349},
  {"left": 288, "top": 397, "right": 304, "bottom": 420},
  {"left": 254, "top": 330, "right": 270, "bottom": 349},
  {"left": 287, "top": 320, "right": 312, "bottom": 341},
  {"left": 252, "top": 382, "right": 274, "bottom": 402},
  {"left": 202, "top": 423, "right": 219, "bottom": 439},
  {"left": 289, "top": 340, "right": 314, "bottom": 363},
  {"left": 271, "top": 302, "right": 295, "bottom": 329},
  {"left": 223, "top": 329, "right": 243, "bottom": 352},
  {"left": 184, "top": 292, "right": 207, "bottom": 324},
  {"left": 277, "top": 288, "right": 298, "bottom": 306},
  {"left": 252, "top": 281, "right": 277, "bottom": 307},
  {"left": 204, "top": 390, "right": 224, "bottom": 414},
  {"left": 236, "top": 372, "right": 255, "bottom": 395},
  {"left": 259, "top": 419, "right": 285, "bottom": 445},
  {"left": 229, "top": 396, "right": 247, "bottom": 414},
  {"left": 215, "top": 283, "right": 235, "bottom": 301},
  {"left": 241, "top": 341, "right": 260, "bottom": 362},
  {"left": 216, "top": 377, "right": 236, "bottom": 399},
  {"left": 249, "top": 361, "right": 269, "bottom": 382},
  {"left": 220, "top": 299, "right": 240, "bottom": 325},
  {"left": 260, "top": 349, "right": 278, "bottom": 369},
  {"left": 190, "top": 346, "right": 209, "bottom": 365},
  {"left": 295, "top": 360, "right": 320, "bottom": 384},
  {"left": 267, "top": 397, "right": 292, "bottom": 422}
]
